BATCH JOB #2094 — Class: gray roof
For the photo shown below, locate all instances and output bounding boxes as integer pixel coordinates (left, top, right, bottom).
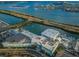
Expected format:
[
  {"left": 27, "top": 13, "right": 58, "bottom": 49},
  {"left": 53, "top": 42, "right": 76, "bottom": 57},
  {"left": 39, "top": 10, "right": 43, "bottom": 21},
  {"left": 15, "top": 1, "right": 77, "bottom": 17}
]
[
  {"left": 0, "top": 20, "right": 8, "bottom": 33},
  {"left": 0, "top": 20, "right": 31, "bottom": 43},
  {"left": 5, "top": 33, "right": 31, "bottom": 43},
  {"left": 0, "top": 21, "right": 7, "bottom": 28}
]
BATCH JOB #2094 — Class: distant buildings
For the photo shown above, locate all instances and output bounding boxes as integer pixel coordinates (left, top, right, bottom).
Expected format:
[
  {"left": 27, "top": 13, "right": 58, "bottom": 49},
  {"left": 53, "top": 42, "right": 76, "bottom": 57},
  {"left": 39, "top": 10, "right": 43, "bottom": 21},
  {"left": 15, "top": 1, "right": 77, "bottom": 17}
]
[{"left": 64, "top": 2, "right": 79, "bottom": 12}]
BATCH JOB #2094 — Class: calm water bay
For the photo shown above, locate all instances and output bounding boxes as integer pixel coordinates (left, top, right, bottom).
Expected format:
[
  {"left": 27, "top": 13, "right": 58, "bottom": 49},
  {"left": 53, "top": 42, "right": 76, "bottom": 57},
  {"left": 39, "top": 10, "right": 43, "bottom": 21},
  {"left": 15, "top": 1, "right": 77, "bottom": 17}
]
[{"left": 0, "top": 1, "right": 79, "bottom": 40}]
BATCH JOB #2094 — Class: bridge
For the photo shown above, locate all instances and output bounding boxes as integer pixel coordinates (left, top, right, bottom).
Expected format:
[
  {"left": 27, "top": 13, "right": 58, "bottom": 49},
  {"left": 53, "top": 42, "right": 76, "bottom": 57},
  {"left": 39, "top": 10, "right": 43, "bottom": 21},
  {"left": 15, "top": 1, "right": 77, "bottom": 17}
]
[{"left": 0, "top": 10, "right": 79, "bottom": 34}]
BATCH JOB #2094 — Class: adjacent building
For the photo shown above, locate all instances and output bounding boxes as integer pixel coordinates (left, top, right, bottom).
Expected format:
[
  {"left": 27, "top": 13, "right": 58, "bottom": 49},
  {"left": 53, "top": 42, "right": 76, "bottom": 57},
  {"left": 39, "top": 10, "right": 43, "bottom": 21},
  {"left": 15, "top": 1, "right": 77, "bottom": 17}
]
[
  {"left": 32, "top": 29, "right": 62, "bottom": 56},
  {"left": 31, "top": 35, "right": 60, "bottom": 56},
  {"left": 74, "top": 39, "right": 79, "bottom": 52},
  {"left": 62, "top": 37, "right": 71, "bottom": 48},
  {"left": 2, "top": 32, "right": 32, "bottom": 47}
]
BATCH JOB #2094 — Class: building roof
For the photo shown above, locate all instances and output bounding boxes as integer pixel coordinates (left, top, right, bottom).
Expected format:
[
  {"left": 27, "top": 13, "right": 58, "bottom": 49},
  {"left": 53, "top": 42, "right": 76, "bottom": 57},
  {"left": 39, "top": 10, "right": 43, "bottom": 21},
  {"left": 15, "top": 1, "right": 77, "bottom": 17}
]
[
  {"left": 0, "top": 20, "right": 8, "bottom": 28},
  {"left": 32, "top": 36, "right": 47, "bottom": 45},
  {"left": 32, "top": 35, "right": 59, "bottom": 51},
  {"left": 75, "top": 40, "right": 79, "bottom": 52},
  {"left": 21, "top": 29, "right": 38, "bottom": 38},
  {"left": 0, "top": 20, "right": 9, "bottom": 33},
  {"left": 5, "top": 33, "right": 31, "bottom": 43},
  {"left": 41, "top": 29, "right": 60, "bottom": 39}
]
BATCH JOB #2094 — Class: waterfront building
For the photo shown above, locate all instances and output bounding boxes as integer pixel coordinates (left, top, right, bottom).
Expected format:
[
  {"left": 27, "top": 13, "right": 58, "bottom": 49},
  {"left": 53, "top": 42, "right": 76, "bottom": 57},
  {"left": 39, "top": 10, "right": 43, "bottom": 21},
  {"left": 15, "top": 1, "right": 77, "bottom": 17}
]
[
  {"left": 6, "top": 33, "right": 31, "bottom": 43},
  {"left": 0, "top": 20, "right": 32, "bottom": 47},
  {"left": 0, "top": 20, "right": 61, "bottom": 56},
  {"left": 2, "top": 33, "right": 32, "bottom": 47},
  {"left": 0, "top": 20, "right": 8, "bottom": 27},
  {"left": 62, "top": 37, "right": 71, "bottom": 48},
  {"left": 61, "top": 33, "right": 76, "bottom": 49},
  {"left": 32, "top": 35, "right": 60, "bottom": 56},
  {"left": 41, "top": 29, "right": 61, "bottom": 41}
]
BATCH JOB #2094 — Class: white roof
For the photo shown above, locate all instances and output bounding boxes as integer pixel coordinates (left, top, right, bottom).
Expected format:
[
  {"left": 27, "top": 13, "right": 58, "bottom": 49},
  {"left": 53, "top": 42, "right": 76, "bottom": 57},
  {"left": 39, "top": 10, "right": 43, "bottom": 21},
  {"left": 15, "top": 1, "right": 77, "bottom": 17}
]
[
  {"left": 41, "top": 40, "right": 60, "bottom": 52},
  {"left": 21, "top": 29, "right": 38, "bottom": 38},
  {"left": 32, "top": 35, "right": 59, "bottom": 51},
  {"left": 32, "top": 36, "right": 47, "bottom": 45},
  {"left": 41, "top": 29, "right": 60, "bottom": 39},
  {"left": 75, "top": 41, "right": 79, "bottom": 51}
]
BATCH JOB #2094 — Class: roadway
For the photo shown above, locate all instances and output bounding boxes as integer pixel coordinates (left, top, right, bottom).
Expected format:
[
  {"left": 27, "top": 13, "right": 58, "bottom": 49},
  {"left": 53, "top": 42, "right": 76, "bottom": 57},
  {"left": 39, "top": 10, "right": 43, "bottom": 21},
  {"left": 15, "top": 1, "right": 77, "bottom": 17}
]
[
  {"left": 0, "top": 10, "right": 79, "bottom": 34},
  {"left": 0, "top": 48, "right": 47, "bottom": 57}
]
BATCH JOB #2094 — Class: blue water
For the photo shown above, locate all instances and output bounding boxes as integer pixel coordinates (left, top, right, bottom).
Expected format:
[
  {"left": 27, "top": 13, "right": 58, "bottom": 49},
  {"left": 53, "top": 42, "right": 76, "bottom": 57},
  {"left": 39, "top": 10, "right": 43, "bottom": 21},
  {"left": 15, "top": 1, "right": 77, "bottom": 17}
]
[{"left": 0, "top": 1, "right": 79, "bottom": 40}]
